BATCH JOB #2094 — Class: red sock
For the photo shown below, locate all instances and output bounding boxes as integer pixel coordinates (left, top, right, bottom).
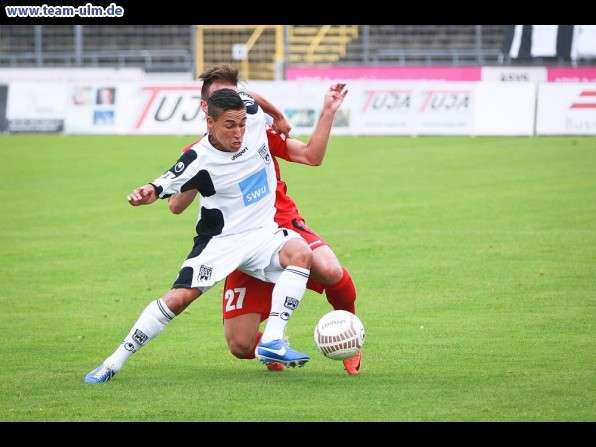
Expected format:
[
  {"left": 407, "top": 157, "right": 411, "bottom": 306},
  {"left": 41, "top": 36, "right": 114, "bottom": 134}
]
[
  {"left": 247, "top": 331, "right": 263, "bottom": 359},
  {"left": 325, "top": 268, "right": 356, "bottom": 314}
]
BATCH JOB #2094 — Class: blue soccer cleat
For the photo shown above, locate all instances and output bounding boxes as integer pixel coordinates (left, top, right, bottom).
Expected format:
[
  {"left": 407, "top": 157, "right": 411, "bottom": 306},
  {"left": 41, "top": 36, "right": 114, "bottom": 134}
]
[
  {"left": 256, "top": 339, "right": 310, "bottom": 368},
  {"left": 84, "top": 364, "right": 116, "bottom": 383}
]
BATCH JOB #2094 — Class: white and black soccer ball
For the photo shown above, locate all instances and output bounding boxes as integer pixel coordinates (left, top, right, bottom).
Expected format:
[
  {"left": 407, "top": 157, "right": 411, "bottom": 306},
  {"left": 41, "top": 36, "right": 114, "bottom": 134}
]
[{"left": 314, "top": 310, "right": 365, "bottom": 360}]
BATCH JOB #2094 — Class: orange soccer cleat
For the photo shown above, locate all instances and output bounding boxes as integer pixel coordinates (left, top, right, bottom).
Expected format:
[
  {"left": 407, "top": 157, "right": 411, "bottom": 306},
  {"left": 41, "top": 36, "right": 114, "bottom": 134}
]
[
  {"left": 266, "top": 362, "right": 286, "bottom": 372},
  {"left": 343, "top": 350, "right": 362, "bottom": 376}
]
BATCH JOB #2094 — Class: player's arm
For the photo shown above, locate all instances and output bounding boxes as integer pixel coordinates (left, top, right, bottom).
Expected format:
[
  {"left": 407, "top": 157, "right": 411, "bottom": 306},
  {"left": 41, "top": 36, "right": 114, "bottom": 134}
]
[
  {"left": 285, "top": 83, "right": 348, "bottom": 166},
  {"left": 245, "top": 90, "right": 291, "bottom": 138},
  {"left": 168, "top": 189, "right": 198, "bottom": 214},
  {"left": 165, "top": 141, "right": 202, "bottom": 214}
]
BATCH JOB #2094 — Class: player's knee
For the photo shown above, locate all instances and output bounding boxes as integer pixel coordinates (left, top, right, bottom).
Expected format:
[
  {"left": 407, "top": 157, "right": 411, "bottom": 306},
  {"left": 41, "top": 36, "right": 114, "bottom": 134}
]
[
  {"left": 227, "top": 337, "right": 254, "bottom": 359},
  {"left": 281, "top": 239, "right": 313, "bottom": 268},
  {"left": 163, "top": 288, "right": 201, "bottom": 315},
  {"left": 294, "top": 245, "right": 313, "bottom": 268},
  {"left": 314, "top": 262, "right": 344, "bottom": 285}
]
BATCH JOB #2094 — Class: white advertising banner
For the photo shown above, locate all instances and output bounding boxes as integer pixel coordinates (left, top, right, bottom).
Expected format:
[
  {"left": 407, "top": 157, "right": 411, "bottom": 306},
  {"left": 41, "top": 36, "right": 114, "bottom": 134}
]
[
  {"left": 481, "top": 66, "right": 547, "bottom": 83},
  {"left": 64, "top": 81, "right": 205, "bottom": 135},
  {"left": 7, "top": 78, "right": 594, "bottom": 136},
  {"left": 252, "top": 80, "right": 477, "bottom": 136},
  {"left": 535, "top": 83, "right": 596, "bottom": 135},
  {"left": 473, "top": 82, "right": 536, "bottom": 135},
  {"left": 59, "top": 80, "right": 539, "bottom": 136},
  {"left": 252, "top": 81, "right": 536, "bottom": 136},
  {"left": 6, "top": 81, "right": 68, "bottom": 132}
]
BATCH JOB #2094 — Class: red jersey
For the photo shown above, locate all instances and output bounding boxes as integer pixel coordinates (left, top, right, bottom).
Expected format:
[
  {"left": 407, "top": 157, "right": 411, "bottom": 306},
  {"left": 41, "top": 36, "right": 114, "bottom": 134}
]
[{"left": 264, "top": 127, "right": 301, "bottom": 225}]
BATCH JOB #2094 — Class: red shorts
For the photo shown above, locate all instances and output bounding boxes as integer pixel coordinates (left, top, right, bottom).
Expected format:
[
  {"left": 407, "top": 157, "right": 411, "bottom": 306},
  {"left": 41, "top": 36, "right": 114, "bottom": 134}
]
[{"left": 222, "top": 217, "right": 327, "bottom": 321}]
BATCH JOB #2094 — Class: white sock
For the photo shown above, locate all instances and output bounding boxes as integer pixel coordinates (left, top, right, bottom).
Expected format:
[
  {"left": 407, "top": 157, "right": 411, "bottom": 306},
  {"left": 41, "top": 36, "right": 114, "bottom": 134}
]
[
  {"left": 261, "top": 266, "right": 309, "bottom": 343},
  {"left": 104, "top": 299, "right": 175, "bottom": 372}
]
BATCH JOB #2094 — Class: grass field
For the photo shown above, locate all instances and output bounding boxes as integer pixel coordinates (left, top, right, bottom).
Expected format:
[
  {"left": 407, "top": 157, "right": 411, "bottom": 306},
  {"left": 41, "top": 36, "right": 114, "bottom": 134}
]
[{"left": 0, "top": 134, "right": 594, "bottom": 422}]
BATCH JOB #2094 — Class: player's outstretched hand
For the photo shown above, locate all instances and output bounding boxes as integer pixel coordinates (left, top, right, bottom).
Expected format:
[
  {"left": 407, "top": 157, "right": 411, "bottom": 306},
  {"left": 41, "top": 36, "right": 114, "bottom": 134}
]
[
  {"left": 271, "top": 115, "right": 292, "bottom": 138},
  {"left": 324, "top": 83, "right": 348, "bottom": 114},
  {"left": 127, "top": 184, "right": 158, "bottom": 206}
]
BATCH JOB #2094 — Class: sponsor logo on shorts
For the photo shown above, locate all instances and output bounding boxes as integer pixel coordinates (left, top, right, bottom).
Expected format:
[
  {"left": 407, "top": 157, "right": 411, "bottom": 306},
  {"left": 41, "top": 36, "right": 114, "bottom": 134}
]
[
  {"left": 284, "top": 297, "right": 299, "bottom": 310},
  {"left": 280, "top": 311, "right": 290, "bottom": 321},
  {"left": 199, "top": 265, "right": 213, "bottom": 282},
  {"left": 132, "top": 329, "right": 149, "bottom": 345}
]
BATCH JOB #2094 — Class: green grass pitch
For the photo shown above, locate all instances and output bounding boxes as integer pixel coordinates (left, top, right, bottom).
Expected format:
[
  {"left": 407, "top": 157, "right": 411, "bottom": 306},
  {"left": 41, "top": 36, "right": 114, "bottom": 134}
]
[{"left": 0, "top": 134, "right": 594, "bottom": 422}]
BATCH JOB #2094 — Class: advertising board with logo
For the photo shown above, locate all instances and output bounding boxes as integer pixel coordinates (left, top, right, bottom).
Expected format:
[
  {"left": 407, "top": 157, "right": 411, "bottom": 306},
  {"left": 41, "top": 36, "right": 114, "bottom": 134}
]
[
  {"left": 536, "top": 83, "right": 596, "bottom": 135},
  {"left": 5, "top": 81, "right": 67, "bottom": 133},
  {"left": 65, "top": 82, "right": 204, "bottom": 135},
  {"left": 2, "top": 76, "right": 594, "bottom": 136}
]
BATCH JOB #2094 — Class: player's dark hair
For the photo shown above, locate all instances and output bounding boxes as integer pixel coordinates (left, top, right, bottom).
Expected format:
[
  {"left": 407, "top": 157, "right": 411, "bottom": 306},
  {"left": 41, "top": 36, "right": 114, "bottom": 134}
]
[
  {"left": 207, "top": 88, "right": 244, "bottom": 120},
  {"left": 199, "top": 64, "right": 239, "bottom": 99}
]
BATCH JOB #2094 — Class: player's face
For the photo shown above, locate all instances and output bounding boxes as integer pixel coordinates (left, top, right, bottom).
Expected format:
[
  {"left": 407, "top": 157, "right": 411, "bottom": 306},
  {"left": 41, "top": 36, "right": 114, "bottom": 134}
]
[{"left": 208, "top": 109, "right": 246, "bottom": 153}]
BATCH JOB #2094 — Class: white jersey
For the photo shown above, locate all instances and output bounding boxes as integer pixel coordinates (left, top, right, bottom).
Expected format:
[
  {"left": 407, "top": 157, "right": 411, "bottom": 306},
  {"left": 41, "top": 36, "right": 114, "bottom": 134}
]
[{"left": 151, "top": 92, "right": 277, "bottom": 239}]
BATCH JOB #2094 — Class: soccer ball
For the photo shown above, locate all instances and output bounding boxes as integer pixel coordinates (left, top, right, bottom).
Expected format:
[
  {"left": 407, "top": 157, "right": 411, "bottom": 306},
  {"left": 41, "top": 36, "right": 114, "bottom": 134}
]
[{"left": 314, "top": 310, "right": 365, "bottom": 360}]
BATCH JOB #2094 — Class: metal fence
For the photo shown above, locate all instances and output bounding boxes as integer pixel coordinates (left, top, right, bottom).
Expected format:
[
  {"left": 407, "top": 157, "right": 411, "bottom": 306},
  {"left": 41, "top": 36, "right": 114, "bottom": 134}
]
[{"left": 0, "top": 25, "right": 592, "bottom": 79}]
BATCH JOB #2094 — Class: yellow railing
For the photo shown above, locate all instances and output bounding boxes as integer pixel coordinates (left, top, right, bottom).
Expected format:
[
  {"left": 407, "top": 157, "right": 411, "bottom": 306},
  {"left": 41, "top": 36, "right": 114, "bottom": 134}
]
[
  {"left": 195, "top": 25, "right": 358, "bottom": 80},
  {"left": 288, "top": 25, "right": 359, "bottom": 64},
  {"left": 196, "top": 25, "right": 284, "bottom": 80}
]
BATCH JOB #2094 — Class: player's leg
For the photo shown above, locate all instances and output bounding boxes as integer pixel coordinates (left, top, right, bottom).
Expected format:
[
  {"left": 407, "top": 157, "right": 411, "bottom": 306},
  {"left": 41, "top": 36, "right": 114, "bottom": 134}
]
[
  {"left": 287, "top": 217, "right": 361, "bottom": 374},
  {"left": 287, "top": 217, "right": 357, "bottom": 314},
  {"left": 310, "top": 245, "right": 357, "bottom": 314},
  {"left": 85, "top": 235, "right": 238, "bottom": 383},
  {"left": 224, "top": 312, "right": 263, "bottom": 358},
  {"left": 310, "top": 246, "right": 360, "bottom": 375},
  {"left": 223, "top": 270, "right": 286, "bottom": 371},
  {"left": 251, "top": 229, "right": 312, "bottom": 367},
  {"left": 84, "top": 287, "right": 201, "bottom": 383},
  {"left": 223, "top": 269, "right": 272, "bottom": 358},
  {"left": 260, "top": 236, "right": 311, "bottom": 342}
]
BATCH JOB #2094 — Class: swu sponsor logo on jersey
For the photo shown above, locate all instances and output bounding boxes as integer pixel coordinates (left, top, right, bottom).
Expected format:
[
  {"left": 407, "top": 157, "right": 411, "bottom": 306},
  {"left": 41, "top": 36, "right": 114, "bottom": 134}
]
[{"left": 240, "top": 167, "right": 270, "bottom": 205}]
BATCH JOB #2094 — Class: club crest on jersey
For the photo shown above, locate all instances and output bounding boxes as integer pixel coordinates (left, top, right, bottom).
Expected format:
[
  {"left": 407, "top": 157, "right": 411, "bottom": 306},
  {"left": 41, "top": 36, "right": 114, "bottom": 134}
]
[
  {"left": 198, "top": 265, "right": 213, "bottom": 282},
  {"left": 284, "top": 296, "right": 299, "bottom": 310},
  {"left": 258, "top": 144, "right": 271, "bottom": 164}
]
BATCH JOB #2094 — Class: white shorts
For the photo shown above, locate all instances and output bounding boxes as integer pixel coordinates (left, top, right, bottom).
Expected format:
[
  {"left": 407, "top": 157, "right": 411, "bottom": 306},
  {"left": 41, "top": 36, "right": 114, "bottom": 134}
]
[{"left": 172, "top": 224, "right": 304, "bottom": 293}]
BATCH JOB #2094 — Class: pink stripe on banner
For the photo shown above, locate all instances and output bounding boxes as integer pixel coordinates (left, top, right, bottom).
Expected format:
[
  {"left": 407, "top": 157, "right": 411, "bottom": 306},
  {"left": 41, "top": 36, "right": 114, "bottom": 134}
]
[
  {"left": 547, "top": 67, "right": 596, "bottom": 82},
  {"left": 286, "top": 66, "right": 482, "bottom": 81},
  {"left": 570, "top": 103, "right": 596, "bottom": 109}
]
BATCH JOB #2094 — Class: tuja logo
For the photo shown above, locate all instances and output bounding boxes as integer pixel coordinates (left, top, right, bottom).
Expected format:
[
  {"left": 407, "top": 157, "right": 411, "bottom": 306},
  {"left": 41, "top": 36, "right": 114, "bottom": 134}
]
[{"left": 135, "top": 86, "right": 202, "bottom": 129}]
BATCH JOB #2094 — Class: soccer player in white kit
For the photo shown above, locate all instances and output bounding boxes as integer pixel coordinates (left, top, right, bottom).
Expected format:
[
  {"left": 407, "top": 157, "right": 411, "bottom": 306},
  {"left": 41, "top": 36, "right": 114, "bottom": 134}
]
[{"left": 84, "top": 88, "right": 312, "bottom": 383}]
